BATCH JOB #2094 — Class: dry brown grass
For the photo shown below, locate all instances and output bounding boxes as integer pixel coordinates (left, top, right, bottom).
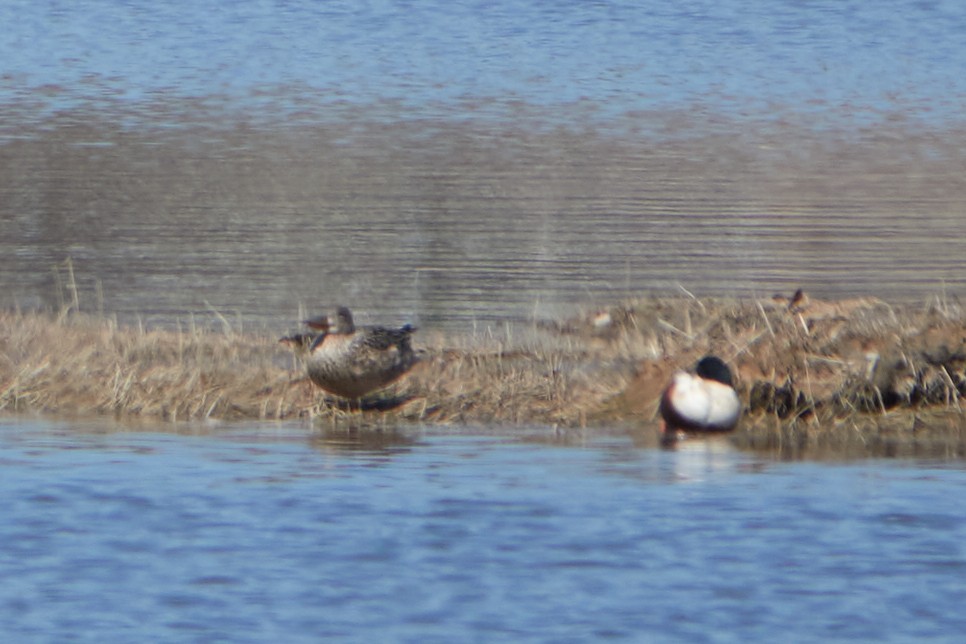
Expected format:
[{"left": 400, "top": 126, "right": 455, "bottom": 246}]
[
  {"left": 2, "top": 291, "right": 965, "bottom": 456},
  {"left": 299, "top": 327, "right": 623, "bottom": 430},
  {"left": 0, "top": 311, "right": 312, "bottom": 421}
]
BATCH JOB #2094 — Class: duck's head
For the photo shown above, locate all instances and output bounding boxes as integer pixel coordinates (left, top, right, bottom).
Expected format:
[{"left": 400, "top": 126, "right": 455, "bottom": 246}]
[
  {"left": 694, "top": 355, "right": 735, "bottom": 387},
  {"left": 305, "top": 306, "right": 355, "bottom": 334},
  {"left": 329, "top": 306, "right": 355, "bottom": 334},
  {"left": 303, "top": 315, "right": 330, "bottom": 331}
]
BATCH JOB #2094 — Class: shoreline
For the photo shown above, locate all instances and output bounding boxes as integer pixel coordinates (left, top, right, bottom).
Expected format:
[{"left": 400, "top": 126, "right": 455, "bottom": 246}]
[{"left": 2, "top": 293, "right": 964, "bottom": 458}]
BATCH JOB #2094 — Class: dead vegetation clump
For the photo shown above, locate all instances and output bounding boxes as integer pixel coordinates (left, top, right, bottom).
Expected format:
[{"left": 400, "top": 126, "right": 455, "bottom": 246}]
[
  {"left": 0, "top": 311, "right": 312, "bottom": 421},
  {"left": 2, "top": 289, "right": 965, "bottom": 457}
]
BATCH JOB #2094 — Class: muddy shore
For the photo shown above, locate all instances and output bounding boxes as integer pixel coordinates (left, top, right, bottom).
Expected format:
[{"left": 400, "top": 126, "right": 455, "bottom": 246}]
[{"left": 2, "top": 293, "right": 964, "bottom": 458}]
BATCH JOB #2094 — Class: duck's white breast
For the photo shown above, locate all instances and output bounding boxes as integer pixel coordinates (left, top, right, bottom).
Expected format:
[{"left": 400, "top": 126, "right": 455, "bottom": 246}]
[
  {"left": 669, "top": 372, "right": 741, "bottom": 429},
  {"left": 704, "top": 380, "right": 741, "bottom": 428},
  {"left": 668, "top": 372, "right": 713, "bottom": 425}
]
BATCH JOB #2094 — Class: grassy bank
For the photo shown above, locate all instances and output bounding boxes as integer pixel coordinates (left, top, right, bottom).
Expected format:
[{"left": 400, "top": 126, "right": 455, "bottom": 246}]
[{"left": 2, "top": 293, "right": 964, "bottom": 456}]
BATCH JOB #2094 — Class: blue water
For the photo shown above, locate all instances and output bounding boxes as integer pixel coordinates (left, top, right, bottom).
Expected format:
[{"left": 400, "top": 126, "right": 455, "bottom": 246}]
[
  {"left": 2, "top": 418, "right": 966, "bottom": 642},
  {"left": 3, "top": 0, "right": 966, "bottom": 127}
]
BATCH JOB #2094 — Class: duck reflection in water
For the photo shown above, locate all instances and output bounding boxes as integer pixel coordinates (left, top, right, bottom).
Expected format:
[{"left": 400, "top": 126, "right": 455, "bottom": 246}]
[{"left": 309, "top": 427, "right": 418, "bottom": 459}]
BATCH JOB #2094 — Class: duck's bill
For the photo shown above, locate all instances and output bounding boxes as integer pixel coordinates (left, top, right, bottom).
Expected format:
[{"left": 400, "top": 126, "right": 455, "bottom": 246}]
[{"left": 303, "top": 315, "right": 331, "bottom": 331}]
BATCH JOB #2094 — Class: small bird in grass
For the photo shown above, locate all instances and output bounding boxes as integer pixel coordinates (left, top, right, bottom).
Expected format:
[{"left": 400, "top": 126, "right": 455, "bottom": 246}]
[
  {"left": 659, "top": 355, "right": 741, "bottom": 445},
  {"left": 283, "top": 306, "right": 418, "bottom": 400}
]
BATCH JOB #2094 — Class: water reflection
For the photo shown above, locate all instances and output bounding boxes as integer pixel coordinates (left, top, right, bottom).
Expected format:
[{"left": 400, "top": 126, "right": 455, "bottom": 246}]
[
  {"left": 2, "top": 112, "right": 965, "bottom": 332},
  {"left": 308, "top": 427, "right": 418, "bottom": 459}
]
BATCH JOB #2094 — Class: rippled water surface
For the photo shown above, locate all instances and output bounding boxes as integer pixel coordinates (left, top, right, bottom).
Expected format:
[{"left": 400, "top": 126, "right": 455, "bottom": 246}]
[
  {"left": 2, "top": 0, "right": 965, "bottom": 330},
  {"left": 3, "top": 0, "right": 966, "bottom": 123},
  {"left": 3, "top": 417, "right": 966, "bottom": 642}
]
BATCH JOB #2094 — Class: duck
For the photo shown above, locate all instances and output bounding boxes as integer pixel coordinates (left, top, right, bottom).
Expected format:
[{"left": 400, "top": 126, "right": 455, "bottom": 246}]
[
  {"left": 290, "top": 306, "right": 418, "bottom": 400},
  {"left": 659, "top": 355, "right": 741, "bottom": 444}
]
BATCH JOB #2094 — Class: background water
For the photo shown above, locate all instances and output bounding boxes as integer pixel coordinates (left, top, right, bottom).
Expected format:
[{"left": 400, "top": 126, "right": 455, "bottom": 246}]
[
  {"left": 2, "top": 0, "right": 965, "bottom": 330},
  {"left": 2, "top": 417, "right": 966, "bottom": 642},
  {"left": 3, "top": 0, "right": 965, "bottom": 125}
]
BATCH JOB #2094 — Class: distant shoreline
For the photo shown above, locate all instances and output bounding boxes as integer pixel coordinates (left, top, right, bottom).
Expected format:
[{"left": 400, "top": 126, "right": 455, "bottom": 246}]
[{"left": 3, "top": 293, "right": 963, "bottom": 459}]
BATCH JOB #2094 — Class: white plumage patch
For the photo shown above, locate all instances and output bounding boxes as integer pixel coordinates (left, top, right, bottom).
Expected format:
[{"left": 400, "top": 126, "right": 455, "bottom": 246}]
[{"left": 667, "top": 372, "right": 741, "bottom": 430}]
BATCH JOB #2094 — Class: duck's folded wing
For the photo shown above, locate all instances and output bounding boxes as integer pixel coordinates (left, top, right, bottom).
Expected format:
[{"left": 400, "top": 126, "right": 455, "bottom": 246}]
[{"left": 361, "top": 326, "right": 415, "bottom": 350}]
